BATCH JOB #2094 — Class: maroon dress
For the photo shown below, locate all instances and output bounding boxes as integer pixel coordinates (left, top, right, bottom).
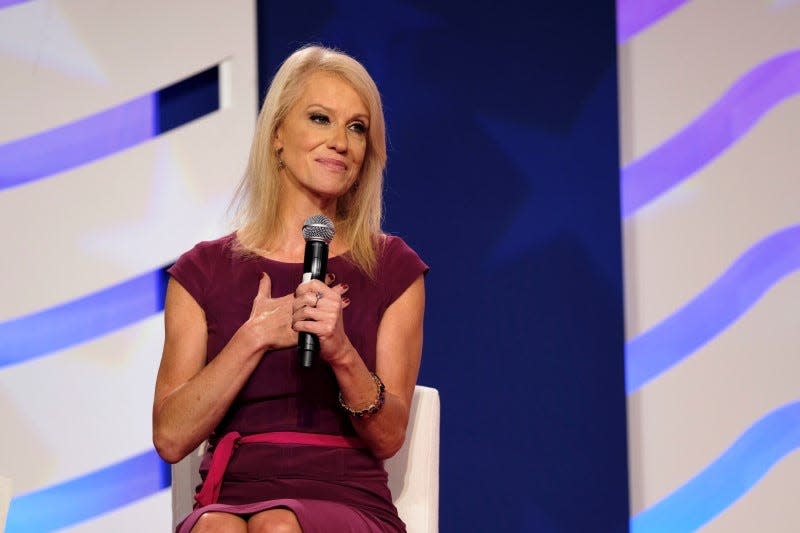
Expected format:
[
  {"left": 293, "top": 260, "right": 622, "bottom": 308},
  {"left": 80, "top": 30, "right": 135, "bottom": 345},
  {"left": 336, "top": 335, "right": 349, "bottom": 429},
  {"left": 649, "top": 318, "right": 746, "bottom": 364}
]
[{"left": 168, "top": 233, "right": 428, "bottom": 533}]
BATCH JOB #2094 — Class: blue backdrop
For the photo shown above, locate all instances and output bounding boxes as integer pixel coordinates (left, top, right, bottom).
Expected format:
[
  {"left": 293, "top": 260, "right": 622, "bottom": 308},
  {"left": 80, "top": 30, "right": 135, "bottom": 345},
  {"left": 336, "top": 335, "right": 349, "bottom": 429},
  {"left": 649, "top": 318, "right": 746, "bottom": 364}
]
[{"left": 257, "top": 1, "right": 629, "bottom": 531}]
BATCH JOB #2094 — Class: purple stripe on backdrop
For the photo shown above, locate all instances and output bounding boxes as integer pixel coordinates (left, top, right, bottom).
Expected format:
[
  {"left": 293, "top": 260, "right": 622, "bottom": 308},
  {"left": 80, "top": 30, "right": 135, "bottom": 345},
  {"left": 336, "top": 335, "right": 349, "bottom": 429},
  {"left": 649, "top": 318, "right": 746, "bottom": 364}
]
[
  {"left": 0, "top": 268, "right": 169, "bottom": 369},
  {"left": 616, "top": 0, "right": 690, "bottom": 43},
  {"left": 625, "top": 224, "right": 800, "bottom": 393},
  {"left": 5, "top": 449, "right": 170, "bottom": 532},
  {"left": 0, "top": 0, "right": 31, "bottom": 9},
  {"left": 621, "top": 49, "right": 800, "bottom": 217},
  {"left": 0, "top": 95, "right": 156, "bottom": 190}
]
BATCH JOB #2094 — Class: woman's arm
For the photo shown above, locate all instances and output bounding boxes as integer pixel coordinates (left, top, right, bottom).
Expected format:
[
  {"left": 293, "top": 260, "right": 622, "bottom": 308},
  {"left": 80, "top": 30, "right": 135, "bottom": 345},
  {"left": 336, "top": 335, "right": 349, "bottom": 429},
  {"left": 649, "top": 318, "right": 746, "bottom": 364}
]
[
  {"left": 152, "top": 273, "right": 295, "bottom": 463},
  {"left": 293, "top": 275, "right": 425, "bottom": 459}
]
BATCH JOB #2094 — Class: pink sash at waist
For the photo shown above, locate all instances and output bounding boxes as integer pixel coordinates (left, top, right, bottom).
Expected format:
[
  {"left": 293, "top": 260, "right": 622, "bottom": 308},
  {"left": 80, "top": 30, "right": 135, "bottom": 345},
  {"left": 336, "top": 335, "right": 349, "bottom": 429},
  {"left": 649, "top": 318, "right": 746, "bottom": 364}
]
[{"left": 194, "top": 431, "right": 367, "bottom": 507}]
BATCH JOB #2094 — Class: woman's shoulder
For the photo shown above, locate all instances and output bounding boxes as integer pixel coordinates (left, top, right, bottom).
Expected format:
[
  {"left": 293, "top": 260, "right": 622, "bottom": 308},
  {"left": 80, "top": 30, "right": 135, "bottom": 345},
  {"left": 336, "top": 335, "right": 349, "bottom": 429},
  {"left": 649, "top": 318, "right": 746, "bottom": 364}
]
[
  {"left": 167, "top": 233, "right": 236, "bottom": 307},
  {"left": 173, "top": 232, "right": 238, "bottom": 266},
  {"left": 169, "top": 233, "right": 237, "bottom": 284},
  {"left": 187, "top": 232, "right": 237, "bottom": 255},
  {"left": 377, "top": 234, "right": 424, "bottom": 264},
  {"left": 374, "top": 234, "right": 429, "bottom": 305}
]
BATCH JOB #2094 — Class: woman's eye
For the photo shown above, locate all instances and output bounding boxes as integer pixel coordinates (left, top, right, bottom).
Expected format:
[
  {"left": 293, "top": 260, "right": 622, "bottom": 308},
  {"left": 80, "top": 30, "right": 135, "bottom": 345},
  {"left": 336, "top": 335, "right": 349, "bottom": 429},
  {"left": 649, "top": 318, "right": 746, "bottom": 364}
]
[
  {"left": 348, "top": 122, "right": 368, "bottom": 134},
  {"left": 309, "top": 113, "right": 329, "bottom": 124}
]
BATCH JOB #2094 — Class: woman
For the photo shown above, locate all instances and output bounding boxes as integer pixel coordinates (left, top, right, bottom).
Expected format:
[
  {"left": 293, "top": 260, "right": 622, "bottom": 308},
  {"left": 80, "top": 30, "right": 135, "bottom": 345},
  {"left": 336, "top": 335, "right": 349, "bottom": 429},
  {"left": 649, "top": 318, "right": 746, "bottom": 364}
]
[{"left": 152, "top": 45, "right": 427, "bottom": 533}]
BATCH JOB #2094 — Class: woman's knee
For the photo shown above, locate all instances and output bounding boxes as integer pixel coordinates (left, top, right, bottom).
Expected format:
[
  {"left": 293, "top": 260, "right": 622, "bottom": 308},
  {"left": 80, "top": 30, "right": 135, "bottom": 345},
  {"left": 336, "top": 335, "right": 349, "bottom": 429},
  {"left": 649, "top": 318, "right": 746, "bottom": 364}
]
[
  {"left": 248, "top": 508, "right": 302, "bottom": 533},
  {"left": 191, "top": 511, "right": 248, "bottom": 532}
]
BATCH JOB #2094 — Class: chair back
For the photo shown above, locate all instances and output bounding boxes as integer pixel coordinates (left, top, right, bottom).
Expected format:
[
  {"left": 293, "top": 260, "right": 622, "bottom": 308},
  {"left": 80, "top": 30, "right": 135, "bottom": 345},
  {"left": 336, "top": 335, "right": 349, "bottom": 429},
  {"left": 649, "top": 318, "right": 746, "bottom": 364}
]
[{"left": 385, "top": 385, "right": 440, "bottom": 532}]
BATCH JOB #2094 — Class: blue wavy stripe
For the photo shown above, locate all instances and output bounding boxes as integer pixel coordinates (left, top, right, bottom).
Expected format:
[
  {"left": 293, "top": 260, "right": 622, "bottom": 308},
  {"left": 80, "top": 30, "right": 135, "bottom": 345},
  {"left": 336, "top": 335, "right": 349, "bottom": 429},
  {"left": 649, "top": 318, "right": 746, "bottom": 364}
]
[
  {"left": 0, "top": 267, "right": 169, "bottom": 368},
  {"left": 616, "top": 0, "right": 690, "bottom": 43},
  {"left": 6, "top": 449, "right": 171, "bottom": 531},
  {"left": 631, "top": 401, "right": 800, "bottom": 532},
  {"left": 626, "top": 225, "right": 800, "bottom": 393},
  {"left": 621, "top": 49, "right": 800, "bottom": 217},
  {"left": 0, "top": 95, "right": 156, "bottom": 190}
]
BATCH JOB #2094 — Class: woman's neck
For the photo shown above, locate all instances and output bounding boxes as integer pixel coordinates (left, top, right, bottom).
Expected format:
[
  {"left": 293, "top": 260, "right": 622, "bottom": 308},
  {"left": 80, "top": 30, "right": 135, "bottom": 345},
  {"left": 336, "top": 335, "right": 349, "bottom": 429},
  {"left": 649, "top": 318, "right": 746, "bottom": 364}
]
[{"left": 259, "top": 193, "right": 343, "bottom": 262}]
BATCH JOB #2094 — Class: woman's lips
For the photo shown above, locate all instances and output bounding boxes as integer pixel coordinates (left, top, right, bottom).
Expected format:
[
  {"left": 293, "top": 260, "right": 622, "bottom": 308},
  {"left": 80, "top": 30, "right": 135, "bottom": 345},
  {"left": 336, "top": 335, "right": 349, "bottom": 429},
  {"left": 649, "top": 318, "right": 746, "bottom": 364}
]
[{"left": 316, "top": 158, "right": 347, "bottom": 172}]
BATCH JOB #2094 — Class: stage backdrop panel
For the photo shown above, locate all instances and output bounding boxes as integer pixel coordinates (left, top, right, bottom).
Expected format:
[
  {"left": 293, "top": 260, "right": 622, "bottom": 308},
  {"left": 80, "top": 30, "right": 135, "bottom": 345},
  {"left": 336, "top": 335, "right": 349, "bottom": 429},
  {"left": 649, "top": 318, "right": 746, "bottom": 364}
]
[
  {"left": 2, "top": 1, "right": 631, "bottom": 531},
  {"left": 0, "top": 1, "right": 256, "bottom": 530},
  {"left": 258, "top": 1, "right": 629, "bottom": 531},
  {"left": 619, "top": 1, "right": 800, "bottom": 531}
]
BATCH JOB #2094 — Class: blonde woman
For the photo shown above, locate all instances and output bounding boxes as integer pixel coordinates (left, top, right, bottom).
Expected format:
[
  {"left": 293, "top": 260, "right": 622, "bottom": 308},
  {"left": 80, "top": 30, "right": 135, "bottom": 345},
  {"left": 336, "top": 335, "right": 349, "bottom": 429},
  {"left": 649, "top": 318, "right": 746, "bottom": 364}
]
[{"left": 153, "top": 45, "right": 427, "bottom": 533}]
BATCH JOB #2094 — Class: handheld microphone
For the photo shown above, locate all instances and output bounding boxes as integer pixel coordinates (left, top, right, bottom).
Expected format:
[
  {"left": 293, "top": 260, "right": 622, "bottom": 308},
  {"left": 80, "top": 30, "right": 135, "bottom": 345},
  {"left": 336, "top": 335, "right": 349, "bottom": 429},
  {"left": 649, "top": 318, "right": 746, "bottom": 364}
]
[{"left": 298, "top": 214, "right": 335, "bottom": 368}]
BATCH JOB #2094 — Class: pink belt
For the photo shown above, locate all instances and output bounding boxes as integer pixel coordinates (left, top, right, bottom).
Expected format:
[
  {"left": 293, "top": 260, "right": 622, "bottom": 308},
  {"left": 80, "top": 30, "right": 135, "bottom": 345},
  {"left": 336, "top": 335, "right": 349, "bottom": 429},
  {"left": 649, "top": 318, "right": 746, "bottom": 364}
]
[{"left": 195, "top": 431, "right": 367, "bottom": 507}]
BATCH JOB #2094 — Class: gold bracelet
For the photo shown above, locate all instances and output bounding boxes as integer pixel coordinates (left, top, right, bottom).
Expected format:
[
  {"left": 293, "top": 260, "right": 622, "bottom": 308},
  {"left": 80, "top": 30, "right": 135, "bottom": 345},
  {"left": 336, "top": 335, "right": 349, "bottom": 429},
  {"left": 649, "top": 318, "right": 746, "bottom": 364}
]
[{"left": 338, "top": 372, "right": 386, "bottom": 418}]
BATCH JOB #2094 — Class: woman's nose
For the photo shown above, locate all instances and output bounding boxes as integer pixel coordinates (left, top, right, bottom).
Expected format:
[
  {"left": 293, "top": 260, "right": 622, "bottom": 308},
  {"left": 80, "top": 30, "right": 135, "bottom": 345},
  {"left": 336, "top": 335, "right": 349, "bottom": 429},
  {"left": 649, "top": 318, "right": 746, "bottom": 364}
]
[{"left": 327, "top": 126, "right": 348, "bottom": 152}]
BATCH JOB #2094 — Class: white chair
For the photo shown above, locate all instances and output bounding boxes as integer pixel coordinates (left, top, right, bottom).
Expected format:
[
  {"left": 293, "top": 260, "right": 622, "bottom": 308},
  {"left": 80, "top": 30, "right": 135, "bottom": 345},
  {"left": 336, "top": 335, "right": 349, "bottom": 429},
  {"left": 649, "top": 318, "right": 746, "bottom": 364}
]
[{"left": 172, "top": 385, "right": 440, "bottom": 532}]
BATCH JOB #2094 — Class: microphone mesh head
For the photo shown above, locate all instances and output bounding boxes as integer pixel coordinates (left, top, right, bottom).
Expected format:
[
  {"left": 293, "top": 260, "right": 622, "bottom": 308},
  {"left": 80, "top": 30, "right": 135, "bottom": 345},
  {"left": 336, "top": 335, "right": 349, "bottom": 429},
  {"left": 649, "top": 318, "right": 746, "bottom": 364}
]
[{"left": 302, "top": 214, "right": 335, "bottom": 243}]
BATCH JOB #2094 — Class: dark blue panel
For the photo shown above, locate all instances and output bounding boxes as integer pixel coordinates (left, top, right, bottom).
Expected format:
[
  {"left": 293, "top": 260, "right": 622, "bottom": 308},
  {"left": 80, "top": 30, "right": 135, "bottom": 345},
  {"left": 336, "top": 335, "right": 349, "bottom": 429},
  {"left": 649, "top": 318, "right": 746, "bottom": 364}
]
[
  {"left": 257, "top": 1, "right": 628, "bottom": 531},
  {"left": 157, "top": 65, "right": 220, "bottom": 134}
]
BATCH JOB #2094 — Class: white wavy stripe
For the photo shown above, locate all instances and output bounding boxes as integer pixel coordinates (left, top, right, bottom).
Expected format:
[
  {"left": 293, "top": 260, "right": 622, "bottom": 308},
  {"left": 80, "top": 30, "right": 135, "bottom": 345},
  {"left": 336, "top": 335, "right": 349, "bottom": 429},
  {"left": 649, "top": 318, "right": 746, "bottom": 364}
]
[
  {"left": 626, "top": 272, "right": 800, "bottom": 513},
  {"left": 0, "top": 4, "right": 256, "bottom": 532},
  {"left": 0, "top": 106, "right": 251, "bottom": 321},
  {"left": 0, "top": 314, "right": 163, "bottom": 494},
  {"left": 622, "top": 96, "right": 800, "bottom": 338},
  {"left": 0, "top": 0, "right": 254, "bottom": 143},
  {"left": 701, "top": 450, "right": 800, "bottom": 533},
  {"left": 56, "top": 489, "right": 172, "bottom": 532},
  {"left": 617, "top": 0, "right": 800, "bottom": 164}
]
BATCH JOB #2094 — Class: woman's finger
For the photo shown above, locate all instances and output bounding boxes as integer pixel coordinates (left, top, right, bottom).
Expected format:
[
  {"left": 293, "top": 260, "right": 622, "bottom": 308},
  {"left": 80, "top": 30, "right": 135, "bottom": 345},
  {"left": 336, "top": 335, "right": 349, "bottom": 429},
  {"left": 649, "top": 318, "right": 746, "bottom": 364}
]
[
  {"left": 295, "top": 279, "right": 326, "bottom": 299},
  {"left": 331, "top": 283, "right": 349, "bottom": 296},
  {"left": 250, "top": 272, "right": 273, "bottom": 317},
  {"left": 259, "top": 272, "right": 273, "bottom": 296},
  {"left": 292, "top": 289, "right": 323, "bottom": 312},
  {"left": 293, "top": 311, "right": 336, "bottom": 336}
]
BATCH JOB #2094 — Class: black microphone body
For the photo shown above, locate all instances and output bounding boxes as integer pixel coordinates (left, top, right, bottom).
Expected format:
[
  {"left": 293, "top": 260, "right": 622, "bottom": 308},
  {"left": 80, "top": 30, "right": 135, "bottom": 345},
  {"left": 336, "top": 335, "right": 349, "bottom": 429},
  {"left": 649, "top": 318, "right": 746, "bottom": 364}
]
[
  {"left": 297, "top": 214, "right": 335, "bottom": 368},
  {"left": 299, "top": 240, "right": 328, "bottom": 368}
]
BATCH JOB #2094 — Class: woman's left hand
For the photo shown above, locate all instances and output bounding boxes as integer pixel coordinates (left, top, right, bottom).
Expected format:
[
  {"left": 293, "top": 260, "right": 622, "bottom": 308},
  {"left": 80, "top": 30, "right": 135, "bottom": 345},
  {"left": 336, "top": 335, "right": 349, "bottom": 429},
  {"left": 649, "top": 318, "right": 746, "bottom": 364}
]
[{"left": 292, "top": 279, "right": 352, "bottom": 365}]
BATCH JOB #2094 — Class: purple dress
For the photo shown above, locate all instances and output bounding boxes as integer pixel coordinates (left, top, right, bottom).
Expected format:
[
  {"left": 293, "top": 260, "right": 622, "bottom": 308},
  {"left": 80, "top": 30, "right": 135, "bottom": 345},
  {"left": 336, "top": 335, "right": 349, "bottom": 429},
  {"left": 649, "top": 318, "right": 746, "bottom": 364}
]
[{"left": 167, "top": 233, "right": 428, "bottom": 532}]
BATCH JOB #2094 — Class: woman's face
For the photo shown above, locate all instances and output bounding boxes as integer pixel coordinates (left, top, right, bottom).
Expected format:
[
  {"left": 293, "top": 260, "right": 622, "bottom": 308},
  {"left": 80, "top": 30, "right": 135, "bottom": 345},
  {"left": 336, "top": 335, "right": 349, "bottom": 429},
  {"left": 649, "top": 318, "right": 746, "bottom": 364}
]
[{"left": 274, "top": 71, "right": 370, "bottom": 201}]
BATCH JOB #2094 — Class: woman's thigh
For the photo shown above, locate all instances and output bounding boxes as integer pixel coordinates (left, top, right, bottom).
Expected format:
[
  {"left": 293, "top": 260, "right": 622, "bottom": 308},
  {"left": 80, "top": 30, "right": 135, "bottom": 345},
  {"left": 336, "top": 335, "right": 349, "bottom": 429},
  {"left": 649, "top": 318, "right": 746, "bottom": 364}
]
[
  {"left": 191, "top": 511, "right": 248, "bottom": 532},
  {"left": 248, "top": 508, "right": 302, "bottom": 533}
]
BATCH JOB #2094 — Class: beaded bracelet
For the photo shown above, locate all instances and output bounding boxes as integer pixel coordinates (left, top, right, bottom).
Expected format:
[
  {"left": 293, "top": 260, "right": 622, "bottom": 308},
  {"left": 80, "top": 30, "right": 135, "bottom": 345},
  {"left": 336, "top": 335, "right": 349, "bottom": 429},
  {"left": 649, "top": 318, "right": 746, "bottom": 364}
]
[{"left": 338, "top": 372, "right": 386, "bottom": 418}]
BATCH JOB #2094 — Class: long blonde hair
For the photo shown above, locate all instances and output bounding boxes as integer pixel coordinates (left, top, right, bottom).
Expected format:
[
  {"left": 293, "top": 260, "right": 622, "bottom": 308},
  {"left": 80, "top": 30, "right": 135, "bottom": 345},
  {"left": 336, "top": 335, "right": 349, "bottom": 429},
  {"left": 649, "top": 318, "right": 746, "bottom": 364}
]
[{"left": 232, "top": 45, "right": 387, "bottom": 275}]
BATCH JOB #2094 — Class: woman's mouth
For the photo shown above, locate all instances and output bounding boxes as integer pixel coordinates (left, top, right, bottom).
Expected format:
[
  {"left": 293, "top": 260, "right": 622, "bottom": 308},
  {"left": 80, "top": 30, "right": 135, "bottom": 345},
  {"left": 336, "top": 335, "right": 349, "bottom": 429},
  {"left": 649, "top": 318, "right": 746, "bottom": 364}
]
[{"left": 316, "top": 158, "right": 347, "bottom": 172}]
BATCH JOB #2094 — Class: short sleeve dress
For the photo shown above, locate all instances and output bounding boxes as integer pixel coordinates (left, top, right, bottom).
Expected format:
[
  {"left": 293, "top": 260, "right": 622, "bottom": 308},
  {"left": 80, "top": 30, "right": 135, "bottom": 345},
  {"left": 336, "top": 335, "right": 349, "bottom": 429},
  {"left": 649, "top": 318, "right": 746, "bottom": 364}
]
[{"left": 167, "top": 233, "right": 428, "bottom": 533}]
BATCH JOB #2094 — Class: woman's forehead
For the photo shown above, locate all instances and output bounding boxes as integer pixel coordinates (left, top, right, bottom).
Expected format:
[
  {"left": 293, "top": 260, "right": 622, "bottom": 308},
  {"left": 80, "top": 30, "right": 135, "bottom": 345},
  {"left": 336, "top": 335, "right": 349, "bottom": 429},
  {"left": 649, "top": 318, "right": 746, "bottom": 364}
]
[{"left": 295, "top": 71, "right": 369, "bottom": 115}]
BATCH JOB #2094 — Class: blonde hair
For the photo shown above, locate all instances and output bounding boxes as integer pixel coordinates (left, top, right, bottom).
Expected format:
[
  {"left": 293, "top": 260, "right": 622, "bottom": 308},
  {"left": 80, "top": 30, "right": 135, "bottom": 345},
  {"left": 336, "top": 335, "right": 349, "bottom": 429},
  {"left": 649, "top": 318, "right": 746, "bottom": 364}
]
[{"left": 232, "top": 45, "right": 387, "bottom": 275}]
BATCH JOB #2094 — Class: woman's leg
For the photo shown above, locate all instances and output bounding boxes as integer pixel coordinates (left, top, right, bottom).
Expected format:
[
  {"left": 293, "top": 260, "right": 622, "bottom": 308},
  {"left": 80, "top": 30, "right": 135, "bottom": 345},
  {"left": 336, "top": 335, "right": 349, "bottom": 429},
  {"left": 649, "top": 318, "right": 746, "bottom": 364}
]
[
  {"left": 191, "top": 511, "right": 248, "bottom": 532},
  {"left": 248, "top": 508, "right": 302, "bottom": 533}
]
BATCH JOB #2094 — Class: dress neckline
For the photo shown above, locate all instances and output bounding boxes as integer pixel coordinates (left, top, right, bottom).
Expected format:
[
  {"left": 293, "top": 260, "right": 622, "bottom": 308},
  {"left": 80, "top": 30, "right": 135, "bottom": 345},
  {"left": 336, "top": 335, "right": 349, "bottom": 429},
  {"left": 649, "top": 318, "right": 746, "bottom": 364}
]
[{"left": 230, "top": 232, "right": 350, "bottom": 267}]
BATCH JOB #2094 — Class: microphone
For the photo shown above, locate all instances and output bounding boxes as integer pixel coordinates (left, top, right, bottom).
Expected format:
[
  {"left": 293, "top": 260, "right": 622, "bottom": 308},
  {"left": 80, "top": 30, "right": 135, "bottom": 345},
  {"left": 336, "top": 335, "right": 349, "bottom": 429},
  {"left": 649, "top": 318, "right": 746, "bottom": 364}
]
[{"left": 298, "top": 214, "right": 335, "bottom": 368}]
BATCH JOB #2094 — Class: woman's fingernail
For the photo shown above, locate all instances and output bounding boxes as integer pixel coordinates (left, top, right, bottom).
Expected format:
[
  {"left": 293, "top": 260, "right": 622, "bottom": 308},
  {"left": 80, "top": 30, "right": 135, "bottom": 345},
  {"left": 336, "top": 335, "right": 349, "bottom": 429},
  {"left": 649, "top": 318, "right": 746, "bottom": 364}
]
[
  {"left": 342, "top": 297, "right": 350, "bottom": 305},
  {"left": 341, "top": 283, "right": 349, "bottom": 291}
]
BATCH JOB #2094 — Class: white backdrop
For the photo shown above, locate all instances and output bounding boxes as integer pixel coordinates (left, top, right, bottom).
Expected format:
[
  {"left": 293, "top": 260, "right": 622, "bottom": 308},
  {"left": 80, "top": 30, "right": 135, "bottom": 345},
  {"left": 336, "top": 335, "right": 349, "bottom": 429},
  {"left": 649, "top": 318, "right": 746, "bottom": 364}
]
[
  {"left": 620, "top": 0, "right": 800, "bottom": 531},
  {"left": 0, "top": 1, "right": 256, "bottom": 530}
]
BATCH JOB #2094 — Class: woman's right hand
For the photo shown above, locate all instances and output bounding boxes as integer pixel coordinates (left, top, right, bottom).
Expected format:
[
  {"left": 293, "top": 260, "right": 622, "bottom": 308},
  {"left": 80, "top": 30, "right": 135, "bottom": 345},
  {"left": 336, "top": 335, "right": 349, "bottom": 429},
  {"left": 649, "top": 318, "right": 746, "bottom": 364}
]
[
  {"left": 154, "top": 272, "right": 296, "bottom": 463},
  {"left": 242, "top": 272, "right": 297, "bottom": 352}
]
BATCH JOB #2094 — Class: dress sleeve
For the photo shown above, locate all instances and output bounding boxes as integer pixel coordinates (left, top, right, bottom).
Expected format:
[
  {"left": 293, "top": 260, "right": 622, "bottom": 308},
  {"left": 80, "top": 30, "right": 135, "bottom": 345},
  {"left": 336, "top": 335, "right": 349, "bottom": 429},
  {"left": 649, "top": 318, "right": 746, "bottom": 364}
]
[
  {"left": 167, "top": 240, "right": 219, "bottom": 310},
  {"left": 379, "top": 235, "right": 429, "bottom": 309}
]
